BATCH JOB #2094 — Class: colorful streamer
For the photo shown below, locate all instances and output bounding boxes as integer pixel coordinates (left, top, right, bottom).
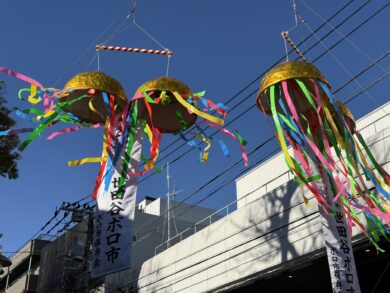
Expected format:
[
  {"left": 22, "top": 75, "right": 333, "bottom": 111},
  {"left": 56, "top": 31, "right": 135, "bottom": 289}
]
[{"left": 268, "top": 78, "right": 390, "bottom": 247}]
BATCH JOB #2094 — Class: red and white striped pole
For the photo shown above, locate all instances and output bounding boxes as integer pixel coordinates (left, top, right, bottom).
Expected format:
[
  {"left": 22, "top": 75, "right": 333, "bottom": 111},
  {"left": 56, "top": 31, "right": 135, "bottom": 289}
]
[{"left": 96, "top": 44, "right": 172, "bottom": 56}]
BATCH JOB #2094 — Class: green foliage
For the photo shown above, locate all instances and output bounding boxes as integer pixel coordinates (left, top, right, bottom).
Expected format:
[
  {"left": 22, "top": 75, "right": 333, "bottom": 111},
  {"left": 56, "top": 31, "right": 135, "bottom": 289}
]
[{"left": 0, "top": 81, "right": 20, "bottom": 179}]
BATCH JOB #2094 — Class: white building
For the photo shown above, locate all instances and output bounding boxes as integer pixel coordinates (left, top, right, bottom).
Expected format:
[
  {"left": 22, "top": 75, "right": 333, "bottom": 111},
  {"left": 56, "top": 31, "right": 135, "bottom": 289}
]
[
  {"left": 105, "top": 196, "right": 222, "bottom": 291},
  {"left": 121, "top": 102, "right": 390, "bottom": 292}
]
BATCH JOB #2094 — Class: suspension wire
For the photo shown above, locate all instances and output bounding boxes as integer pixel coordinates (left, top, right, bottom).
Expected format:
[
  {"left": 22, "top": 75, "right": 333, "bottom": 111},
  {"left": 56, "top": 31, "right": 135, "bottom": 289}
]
[
  {"left": 283, "top": 0, "right": 303, "bottom": 61},
  {"left": 334, "top": 51, "right": 389, "bottom": 94},
  {"left": 300, "top": 0, "right": 388, "bottom": 75},
  {"left": 0, "top": 0, "right": 373, "bottom": 203},
  {"left": 133, "top": 146, "right": 279, "bottom": 241},
  {"left": 134, "top": 0, "right": 365, "bottom": 174},
  {"left": 83, "top": 53, "right": 98, "bottom": 72},
  {"left": 132, "top": 51, "right": 390, "bottom": 241},
  {"left": 133, "top": 21, "right": 169, "bottom": 51},
  {"left": 343, "top": 72, "right": 389, "bottom": 105},
  {"left": 7, "top": 0, "right": 371, "bottom": 253},
  {"left": 299, "top": 0, "right": 372, "bottom": 60},
  {"left": 131, "top": 4, "right": 390, "bottom": 236},
  {"left": 9, "top": 0, "right": 386, "bottom": 265},
  {"left": 98, "top": 2, "right": 137, "bottom": 45},
  {"left": 119, "top": 68, "right": 390, "bottom": 291},
  {"left": 298, "top": 2, "right": 390, "bottom": 119},
  {"left": 141, "top": 0, "right": 388, "bottom": 177},
  {"left": 51, "top": 2, "right": 132, "bottom": 87}
]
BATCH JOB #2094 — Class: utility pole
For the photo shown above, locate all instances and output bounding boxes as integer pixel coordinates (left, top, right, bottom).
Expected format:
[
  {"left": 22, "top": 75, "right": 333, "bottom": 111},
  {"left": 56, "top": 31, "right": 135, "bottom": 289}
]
[{"left": 58, "top": 201, "right": 94, "bottom": 293}]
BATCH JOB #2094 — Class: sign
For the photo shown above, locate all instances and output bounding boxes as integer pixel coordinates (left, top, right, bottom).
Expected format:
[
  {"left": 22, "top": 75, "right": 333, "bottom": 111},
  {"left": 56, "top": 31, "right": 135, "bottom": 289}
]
[
  {"left": 309, "top": 152, "right": 361, "bottom": 293},
  {"left": 91, "top": 124, "right": 143, "bottom": 278}
]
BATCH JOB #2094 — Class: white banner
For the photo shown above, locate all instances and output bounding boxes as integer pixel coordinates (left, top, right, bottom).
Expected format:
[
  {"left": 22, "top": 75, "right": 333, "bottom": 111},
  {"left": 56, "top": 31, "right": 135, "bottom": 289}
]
[
  {"left": 91, "top": 124, "right": 143, "bottom": 278},
  {"left": 305, "top": 146, "right": 361, "bottom": 293}
]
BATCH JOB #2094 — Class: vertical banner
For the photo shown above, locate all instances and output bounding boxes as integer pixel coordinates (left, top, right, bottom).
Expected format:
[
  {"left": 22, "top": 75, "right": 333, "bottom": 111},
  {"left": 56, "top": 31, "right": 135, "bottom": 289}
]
[
  {"left": 91, "top": 124, "right": 143, "bottom": 278},
  {"left": 306, "top": 147, "right": 361, "bottom": 293}
]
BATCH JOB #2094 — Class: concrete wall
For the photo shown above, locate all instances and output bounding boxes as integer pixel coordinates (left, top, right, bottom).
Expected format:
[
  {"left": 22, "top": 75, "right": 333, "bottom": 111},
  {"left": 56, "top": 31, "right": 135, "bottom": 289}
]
[
  {"left": 105, "top": 201, "right": 220, "bottom": 292},
  {"left": 135, "top": 103, "right": 390, "bottom": 292},
  {"left": 236, "top": 102, "right": 390, "bottom": 208},
  {"left": 0, "top": 239, "right": 49, "bottom": 293}
]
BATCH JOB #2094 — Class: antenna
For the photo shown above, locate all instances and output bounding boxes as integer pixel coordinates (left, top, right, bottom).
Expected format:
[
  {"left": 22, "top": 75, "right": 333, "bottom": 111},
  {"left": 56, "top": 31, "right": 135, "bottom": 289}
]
[{"left": 162, "top": 163, "right": 183, "bottom": 248}]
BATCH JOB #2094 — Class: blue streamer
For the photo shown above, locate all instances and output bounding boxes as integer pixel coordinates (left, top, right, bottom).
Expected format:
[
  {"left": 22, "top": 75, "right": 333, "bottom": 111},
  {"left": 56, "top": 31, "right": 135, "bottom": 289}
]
[{"left": 218, "top": 139, "right": 230, "bottom": 157}]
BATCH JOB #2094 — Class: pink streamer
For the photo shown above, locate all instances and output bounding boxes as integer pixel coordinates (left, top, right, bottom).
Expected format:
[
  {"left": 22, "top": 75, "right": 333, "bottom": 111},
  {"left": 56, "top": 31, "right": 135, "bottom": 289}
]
[
  {"left": 281, "top": 81, "right": 345, "bottom": 201},
  {"left": 46, "top": 123, "right": 102, "bottom": 140},
  {"left": 202, "top": 120, "right": 248, "bottom": 167},
  {"left": 284, "top": 130, "right": 328, "bottom": 208},
  {"left": 0, "top": 66, "right": 43, "bottom": 88}
]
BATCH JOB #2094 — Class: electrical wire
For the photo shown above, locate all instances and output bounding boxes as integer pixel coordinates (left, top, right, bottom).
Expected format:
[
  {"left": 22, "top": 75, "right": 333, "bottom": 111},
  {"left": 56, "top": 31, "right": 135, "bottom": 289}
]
[
  {"left": 132, "top": 51, "right": 389, "bottom": 243},
  {"left": 134, "top": 0, "right": 376, "bottom": 186},
  {"left": 121, "top": 210, "right": 320, "bottom": 290},
  {"left": 15, "top": 1, "right": 386, "bottom": 255},
  {"left": 124, "top": 66, "right": 390, "bottom": 291}
]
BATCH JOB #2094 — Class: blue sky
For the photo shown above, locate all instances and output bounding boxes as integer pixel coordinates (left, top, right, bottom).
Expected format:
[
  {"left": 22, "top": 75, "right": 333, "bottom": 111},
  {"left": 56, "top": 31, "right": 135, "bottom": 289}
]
[{"left": 1, "top": 0, "right": 389, "bottom": 255}]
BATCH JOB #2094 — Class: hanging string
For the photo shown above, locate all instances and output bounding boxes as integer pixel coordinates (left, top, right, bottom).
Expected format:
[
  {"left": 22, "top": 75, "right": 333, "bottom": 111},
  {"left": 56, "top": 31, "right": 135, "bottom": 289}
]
[
  {"left": 166, "top": 55, "right": 171, "bottom": 77},
  {"left": 97, "top": 50, "right": 100, "bottom": 71},
  {"left": 282, "top": 0, "right": 301, "bottom": 61},
  {"left": 99, "top": 2, "right": 137, "bottom": 45},
  {"left": 98, "top": 0, "right": 172, "bottom": 76}
]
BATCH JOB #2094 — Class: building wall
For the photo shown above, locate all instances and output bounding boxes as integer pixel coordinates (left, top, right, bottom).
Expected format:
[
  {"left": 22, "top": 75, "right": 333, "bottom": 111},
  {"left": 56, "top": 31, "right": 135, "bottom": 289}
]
[
  {"left": 135, "top": 103, "right": 390, "bottom": 292},
  {"left": 0, "top": 239, "right": 49, "bottom": 293},
  {"left": 236, "top": 102, "right": 390, "bottom": 208},
  {"left": 36, "top": 222, "right": 88, "bottom": 293},
  {"left": 104, "top": 199, "right": 222, "bottom": 292}
]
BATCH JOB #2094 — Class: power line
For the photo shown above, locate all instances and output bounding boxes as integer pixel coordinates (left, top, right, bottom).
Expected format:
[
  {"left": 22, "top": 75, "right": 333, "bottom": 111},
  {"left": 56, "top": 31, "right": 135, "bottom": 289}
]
[
  {"left": 132, "top": 49, "right": 389, "bottom": 239},
  {"left": 23, "top": 0, "right": 386, "bottom": 250},
  {"left": 122, "top": 210, "right": 320, "bottom": 290},
  {"left": 132, "top": 2, "right": 390, "bottom": 233},
  {"left": 134, "top": 0, "right": 357, "bottom": 170},
  {"left": 135, "top": 0, "right": 378, "bottom": 187}
]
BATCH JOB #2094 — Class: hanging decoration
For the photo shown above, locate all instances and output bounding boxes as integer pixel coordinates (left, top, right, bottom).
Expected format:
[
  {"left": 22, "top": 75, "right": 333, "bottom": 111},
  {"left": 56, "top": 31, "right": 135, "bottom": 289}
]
[
  {"left": 0, "top": 67, "right": 248, "bottom": 181},
  {"left": 126, "top": 76, "right": 249, "bottom": 172},
  {"left": 59, "top": 71, "right": 127, "bottom": 124},
  {"left": 257, "top": 60, "right": 390, "bottom": 243}
]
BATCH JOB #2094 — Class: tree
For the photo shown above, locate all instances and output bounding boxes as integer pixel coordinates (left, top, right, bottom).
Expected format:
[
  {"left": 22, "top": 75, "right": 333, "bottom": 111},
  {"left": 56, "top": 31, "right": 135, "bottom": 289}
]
[{"left": 0, "top": 81, "right": 20, "bottom": 179}]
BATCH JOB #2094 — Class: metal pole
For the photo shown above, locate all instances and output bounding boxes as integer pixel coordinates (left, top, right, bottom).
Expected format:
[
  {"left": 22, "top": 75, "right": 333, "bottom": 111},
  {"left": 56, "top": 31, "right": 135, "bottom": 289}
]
[
  {"left": 25, "top": 241, "right": 33, "bottom": 291},
  {"left": 5, "top": 266, "right": 10, "bottom": 290},
  {"left": 81, "top": 212, "right": 94, "bottom": 293},
  {"left": 167, "top": 163, "right": 171, "bottom": 248}
]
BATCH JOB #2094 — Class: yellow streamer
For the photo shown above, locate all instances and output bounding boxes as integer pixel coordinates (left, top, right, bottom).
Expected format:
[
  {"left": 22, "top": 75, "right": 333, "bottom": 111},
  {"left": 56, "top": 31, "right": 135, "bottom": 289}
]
[
  {"left": 172, "top": 92, "right": 224, "bottom": 125},
  {"left": 193, "top": 133, "right": 211, "bottom": 163},
  {"left": 143, "top": 123, "right": 159, "bottom": 168},
  {"left": 88, "top": 95, "right": 104, "bottom": 121},
  {"left": 380, "top": 197, "right": 390, "bottom": 214},
  {"left": 353, "top": 136, "right": 390, "bottom": 194},
  {"left": 68, "top": 120, "right": 111, "bottom": 167},
  {"left": 323, "top": 104, "right": 345, "bottom": 149},
  {"left": 300, "top": 185, "right": 310, "bottom": 206},
  {"left": 28, "top": 84, "right": 42, "bottom": 104},
  {"left": 68, "top": 156, "right": 107, "bottom": 166}
]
